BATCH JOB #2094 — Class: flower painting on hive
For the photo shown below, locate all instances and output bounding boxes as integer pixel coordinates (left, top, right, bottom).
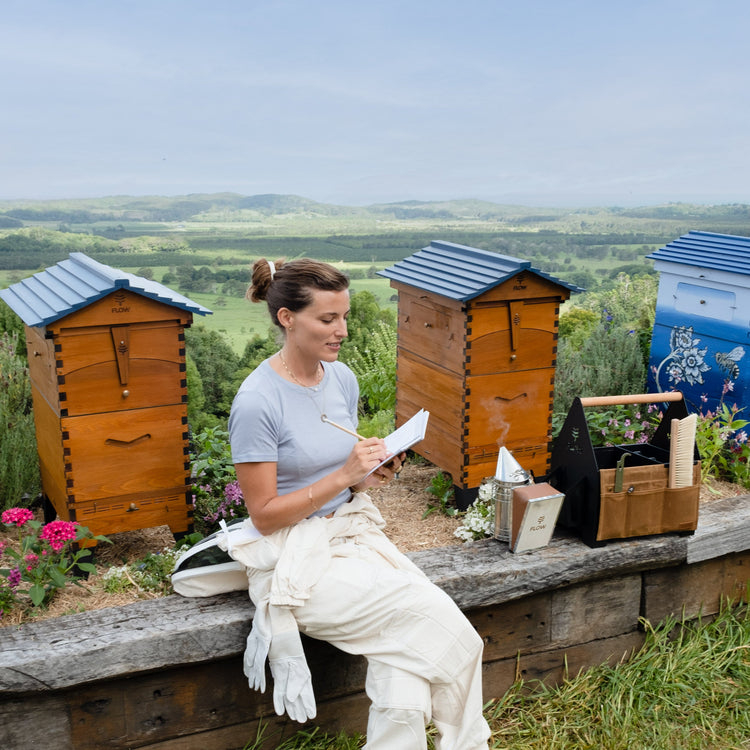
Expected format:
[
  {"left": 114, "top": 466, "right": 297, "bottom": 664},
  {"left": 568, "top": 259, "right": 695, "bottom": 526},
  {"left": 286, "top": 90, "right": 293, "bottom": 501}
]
[
  {"left": 652, "top": 325, "right": 712, "bottom": 391},
  {"left": 649, "top": 324, "right": 747, "bottom": 416}
]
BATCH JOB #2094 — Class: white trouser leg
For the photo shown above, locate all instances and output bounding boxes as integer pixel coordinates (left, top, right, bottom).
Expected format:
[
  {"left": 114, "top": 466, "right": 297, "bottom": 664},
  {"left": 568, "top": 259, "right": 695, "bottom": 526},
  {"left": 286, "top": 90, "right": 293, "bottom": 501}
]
[
  {"left": 364, "top": 660, "right": 431, "bottom": 750},
  {"left": 293, "top": 543, "right": 491, "bottom": 749}
]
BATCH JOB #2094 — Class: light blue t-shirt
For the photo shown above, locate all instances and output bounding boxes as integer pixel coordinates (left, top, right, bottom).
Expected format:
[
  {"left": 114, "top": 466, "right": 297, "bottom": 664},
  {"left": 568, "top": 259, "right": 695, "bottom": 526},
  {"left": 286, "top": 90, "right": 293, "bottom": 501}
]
[{"left": 228, "top": 358, "right": 360, "bottom": 517}]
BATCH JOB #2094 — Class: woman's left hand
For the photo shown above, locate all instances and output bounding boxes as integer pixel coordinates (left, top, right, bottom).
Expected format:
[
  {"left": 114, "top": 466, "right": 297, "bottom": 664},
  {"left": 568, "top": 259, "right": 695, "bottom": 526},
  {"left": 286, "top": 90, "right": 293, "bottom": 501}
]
[{"left": 364, "top": 451, "right": 406, "bottom": 489}]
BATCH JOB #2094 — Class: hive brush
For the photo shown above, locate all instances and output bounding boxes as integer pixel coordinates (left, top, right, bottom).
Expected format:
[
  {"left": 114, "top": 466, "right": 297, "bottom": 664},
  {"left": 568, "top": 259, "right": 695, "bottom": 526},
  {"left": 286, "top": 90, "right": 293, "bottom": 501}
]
[{"left": 669, "top": 413, "right": 697, "bottom": 488}]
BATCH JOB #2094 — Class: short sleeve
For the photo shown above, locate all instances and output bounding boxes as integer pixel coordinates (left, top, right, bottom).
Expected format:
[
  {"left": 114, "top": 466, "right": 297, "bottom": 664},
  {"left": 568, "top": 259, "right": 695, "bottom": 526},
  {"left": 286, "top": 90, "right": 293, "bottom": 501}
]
[{"left": 228, "top": 388, "right": 281, "bottom": 464}]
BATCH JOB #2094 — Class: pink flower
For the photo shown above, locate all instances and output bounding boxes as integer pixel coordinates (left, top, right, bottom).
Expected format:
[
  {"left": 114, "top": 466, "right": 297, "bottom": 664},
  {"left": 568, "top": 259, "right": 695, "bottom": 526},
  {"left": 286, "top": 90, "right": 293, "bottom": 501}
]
[
  {"left": 24, "top": 553, "right": 39, "bottom": 568},
  {"left": 1, "top": 508, "right": 34, "bottom": 527},
  {"left": 39, "top": 519, "right": 78, "bottom": 552}
]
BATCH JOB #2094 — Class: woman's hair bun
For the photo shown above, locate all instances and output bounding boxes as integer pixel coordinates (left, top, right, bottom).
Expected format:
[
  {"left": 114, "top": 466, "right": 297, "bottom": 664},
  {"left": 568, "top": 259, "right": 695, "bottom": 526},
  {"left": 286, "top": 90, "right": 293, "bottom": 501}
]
[{"left": 246, "top": 258, "right": 284, "bottom": 302}]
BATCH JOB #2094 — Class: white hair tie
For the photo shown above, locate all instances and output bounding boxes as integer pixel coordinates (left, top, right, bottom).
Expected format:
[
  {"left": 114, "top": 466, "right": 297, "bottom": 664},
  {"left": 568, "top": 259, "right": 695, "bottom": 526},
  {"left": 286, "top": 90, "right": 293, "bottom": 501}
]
[{"left": 268, "top": 261, "right": 276, "bottom": 279}]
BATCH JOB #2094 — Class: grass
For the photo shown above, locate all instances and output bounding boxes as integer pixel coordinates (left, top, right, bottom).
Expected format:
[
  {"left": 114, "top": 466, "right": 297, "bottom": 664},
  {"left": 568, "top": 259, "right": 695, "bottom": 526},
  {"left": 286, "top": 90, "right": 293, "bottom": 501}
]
[{"left": 243, "top": 601, "right": 750, "bottom": 749}]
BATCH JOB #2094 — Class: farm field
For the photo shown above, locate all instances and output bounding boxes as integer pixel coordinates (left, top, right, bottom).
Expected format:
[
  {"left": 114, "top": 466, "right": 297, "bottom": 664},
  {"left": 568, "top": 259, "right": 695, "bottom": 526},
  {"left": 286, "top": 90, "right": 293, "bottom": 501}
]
[{"left": 0, "top": 261, "right": 397, "bottom": 353}]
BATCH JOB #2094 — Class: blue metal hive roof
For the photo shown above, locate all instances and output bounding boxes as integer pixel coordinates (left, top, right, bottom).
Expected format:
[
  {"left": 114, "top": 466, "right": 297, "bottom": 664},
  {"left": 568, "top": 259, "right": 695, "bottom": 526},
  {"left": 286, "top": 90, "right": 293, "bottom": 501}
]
[
  {"left": 377, "top": 240, "right": 584, "bottom": 301},
  {"left": 0, "top": 252, "right": 212, "bottom": 327},
  {"left": 647, "top": 231, "right": 750, "bottom": 275}
]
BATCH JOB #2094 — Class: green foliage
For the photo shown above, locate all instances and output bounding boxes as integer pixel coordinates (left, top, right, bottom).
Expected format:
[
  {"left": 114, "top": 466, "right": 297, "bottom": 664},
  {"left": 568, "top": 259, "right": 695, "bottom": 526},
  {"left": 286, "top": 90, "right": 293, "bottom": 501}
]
[
  {"left": 0, "top": 331, "right": 40, "bottom": 511},
  {"left": 342, "top": 290, "right": 397, "bottom": 357},
  {"left": 557, "top": 307, "right": 598, "bottom": 350},
  {"left": 356, "top": 409, "right": 395, "bottom": 439},
  {"left": 0, "top": 300, "right": 25, "bottom": 346},
  {"left": 424, "top": 471, "right": 458, "bottom": 518},
  {"left": 184, "top": 353, "right": 208, "bottom": 430},
  {"left": 185, "top": 324, "right": 240, "bottom": 423},
  {"left": 191, "top": 427, "right": 236, "bottom": 488},
  {"left": 554, "top": 273, "right": 657, "bottom": 419},
  {"left": 696, "top": 399, "right": 750, "bottom": 486},
  {"left": 189, "top": 427, "right": 244, "bottom": 534},
  {"left": 578, "top": 272, "right": 658, "bottom": 363},
  {"left": 102, "top": 546, "right": 182, "bottom": 597},
  {"left": 556, "top": 402, "right": 663, "bottom": 446},
  {"left": 344, "top": 320, "right": 397, "bottom": 415},
  {"left": 554, "top": 325, "right": 647, "bottom": 417},
  {"left": 487, "top": 602, "right": 750, "bottom": 750},
  {"left": 238, "top": 331, "right": 279, "bottom": 373}
]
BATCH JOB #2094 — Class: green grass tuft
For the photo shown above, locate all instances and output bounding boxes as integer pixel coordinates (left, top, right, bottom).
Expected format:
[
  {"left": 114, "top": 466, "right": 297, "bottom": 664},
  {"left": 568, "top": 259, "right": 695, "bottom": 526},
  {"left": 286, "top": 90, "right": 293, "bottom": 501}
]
[{"left": 243, "top": 601, "right": 750, "bottom": 750}]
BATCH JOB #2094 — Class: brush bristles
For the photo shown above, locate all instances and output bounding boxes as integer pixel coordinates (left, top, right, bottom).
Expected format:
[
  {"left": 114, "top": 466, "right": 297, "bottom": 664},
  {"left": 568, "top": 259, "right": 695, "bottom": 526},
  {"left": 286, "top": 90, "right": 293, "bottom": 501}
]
[{"left": 669, "top": 414, "right": 697, "bottom": 488}]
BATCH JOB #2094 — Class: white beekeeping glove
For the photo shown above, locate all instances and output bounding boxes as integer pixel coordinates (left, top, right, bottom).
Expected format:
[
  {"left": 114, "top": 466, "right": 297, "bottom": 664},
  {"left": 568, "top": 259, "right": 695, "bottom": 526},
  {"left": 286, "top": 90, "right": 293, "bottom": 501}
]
[
  {"left": 268, "top": 630, "right": 317, "bottom": 723},
  {"left": 243, "top": 627, "right": 271, "bottom": 693}
]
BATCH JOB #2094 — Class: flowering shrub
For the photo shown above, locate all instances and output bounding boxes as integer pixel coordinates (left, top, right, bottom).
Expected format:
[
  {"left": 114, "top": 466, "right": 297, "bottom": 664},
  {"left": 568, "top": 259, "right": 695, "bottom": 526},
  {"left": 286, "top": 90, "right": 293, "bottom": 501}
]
[
  {"left": 696, "top": 385, "right": 750, "bottom": 486},
  {"left": 190, "top": 427, "right": 246, "bottom": 534},
  {"left": 454, "top": 480, "right": 496, "bottom": 541},
  {"left": 585, "top": 402, "right": 662, "bottom": 447},
  {"left": 0, "top": 508, "right": 109, "bottom": 614},
  {"left": 201, "top": 480, "right": 246, "bottom": 527}
]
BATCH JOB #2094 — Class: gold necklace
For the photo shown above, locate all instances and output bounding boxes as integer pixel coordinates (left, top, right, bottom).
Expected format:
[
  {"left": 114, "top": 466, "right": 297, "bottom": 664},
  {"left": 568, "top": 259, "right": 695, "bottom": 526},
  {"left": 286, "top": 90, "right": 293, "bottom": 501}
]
[{"left": 278, "top": 350, "right": 324, "bottom": 390}]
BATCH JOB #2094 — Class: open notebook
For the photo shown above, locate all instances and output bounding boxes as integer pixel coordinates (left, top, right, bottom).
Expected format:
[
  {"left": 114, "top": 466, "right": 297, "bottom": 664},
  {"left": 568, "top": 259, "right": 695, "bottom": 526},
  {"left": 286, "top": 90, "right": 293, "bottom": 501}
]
[{"left": 365, "top": 408, "right": 430, "bottom": 477}]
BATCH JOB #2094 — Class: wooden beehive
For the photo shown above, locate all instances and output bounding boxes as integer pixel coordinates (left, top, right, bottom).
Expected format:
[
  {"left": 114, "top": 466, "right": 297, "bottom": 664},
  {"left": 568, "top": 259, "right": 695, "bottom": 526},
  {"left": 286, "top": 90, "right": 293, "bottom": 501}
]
[
  {"left": 379, "top": 241, "right": 581, "bottom": 504},
  {"left": 0, "top": 253, "right": 211, "bottom": 540}
]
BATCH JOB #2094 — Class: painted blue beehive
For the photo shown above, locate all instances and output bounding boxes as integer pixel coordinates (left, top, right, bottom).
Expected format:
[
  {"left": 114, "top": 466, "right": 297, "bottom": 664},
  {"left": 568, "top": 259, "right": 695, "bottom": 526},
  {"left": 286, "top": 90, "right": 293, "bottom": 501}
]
[{"left": 647, "top": 231, "right": 750, "bottom": 415}]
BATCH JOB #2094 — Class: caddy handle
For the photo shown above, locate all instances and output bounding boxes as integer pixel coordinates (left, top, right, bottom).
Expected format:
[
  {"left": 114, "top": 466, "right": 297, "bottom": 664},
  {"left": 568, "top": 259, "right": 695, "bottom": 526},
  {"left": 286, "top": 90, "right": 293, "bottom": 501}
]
[{"left": 579, "top": 392, "right": 683, "bottom": 408}]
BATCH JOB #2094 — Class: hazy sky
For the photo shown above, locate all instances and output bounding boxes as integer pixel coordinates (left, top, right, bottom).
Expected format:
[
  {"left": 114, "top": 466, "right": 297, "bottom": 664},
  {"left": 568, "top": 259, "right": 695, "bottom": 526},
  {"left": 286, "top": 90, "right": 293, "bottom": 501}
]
[{"left": 3, "top": 0, "right": 748, "bottom": 206}]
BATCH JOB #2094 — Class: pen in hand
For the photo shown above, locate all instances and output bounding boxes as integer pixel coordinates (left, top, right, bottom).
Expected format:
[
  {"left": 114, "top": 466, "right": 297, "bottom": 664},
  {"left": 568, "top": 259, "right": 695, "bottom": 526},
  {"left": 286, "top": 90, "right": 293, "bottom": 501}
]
[{"left": 320, "top": 414, "right": 367, "bottom": 441}]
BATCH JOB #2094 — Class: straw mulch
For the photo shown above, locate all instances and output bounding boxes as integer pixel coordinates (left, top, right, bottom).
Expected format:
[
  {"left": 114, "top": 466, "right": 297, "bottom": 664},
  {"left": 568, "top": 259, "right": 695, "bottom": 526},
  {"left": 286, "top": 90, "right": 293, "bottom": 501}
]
[{"left": 1, "top": 464, "right": 744, "bottom": 627}]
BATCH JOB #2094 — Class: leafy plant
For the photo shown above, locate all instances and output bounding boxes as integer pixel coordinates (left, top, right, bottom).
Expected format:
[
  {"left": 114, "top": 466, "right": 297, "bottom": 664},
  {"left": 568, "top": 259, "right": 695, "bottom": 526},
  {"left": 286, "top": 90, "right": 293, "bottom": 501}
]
[
  {"left": 424, "top": 471, "right": 458, "bottom": 518},
  {"left": 189, "top": 427, "right": 245, "bottom": 533},
  {"left": 356, "top": 409, "right": 395, "bottom": 440},
  {"left": 0, "top": 331, "right": 40, "bottom": 511},
  {"left": 695, "top": 389, "right": 750, "bottom": 485},
  {"left": 102, "top": 546, "right": 183, "bottom": 597},
  {"left": 583, "top": 402, "right": 662, "bottom": 446},
  {"left": 344, "top": 319, "right": 397, "bottom": 416},
  {"left": 554, "top": 272, "right": 656, "bottom": 418},
  {"left": 0, "top": 508, "right": 109, "bottom": 612},
  {"left": 554, "top": 324, "right": 647, "bottom": 417}
]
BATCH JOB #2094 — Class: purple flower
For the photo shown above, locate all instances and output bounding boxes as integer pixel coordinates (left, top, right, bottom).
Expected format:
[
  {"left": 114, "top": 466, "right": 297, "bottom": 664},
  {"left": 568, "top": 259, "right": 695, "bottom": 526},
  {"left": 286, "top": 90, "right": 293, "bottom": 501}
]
[{"left": 7, "top": 568, "right": 22, "bottom": 589}]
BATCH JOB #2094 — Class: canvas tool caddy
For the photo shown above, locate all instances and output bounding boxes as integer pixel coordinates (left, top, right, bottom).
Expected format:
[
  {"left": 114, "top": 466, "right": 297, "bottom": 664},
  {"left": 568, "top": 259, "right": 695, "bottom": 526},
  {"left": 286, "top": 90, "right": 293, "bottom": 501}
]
[{"left": 547, "top": 392, "right": 701, "bottom": 547}]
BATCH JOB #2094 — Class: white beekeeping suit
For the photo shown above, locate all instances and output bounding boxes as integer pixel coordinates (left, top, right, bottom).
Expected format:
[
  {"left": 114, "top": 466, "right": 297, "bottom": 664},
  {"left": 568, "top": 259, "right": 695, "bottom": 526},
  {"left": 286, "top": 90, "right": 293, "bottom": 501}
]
[{"left": 219, "top": 493, "right": 491, "bottom": 750}]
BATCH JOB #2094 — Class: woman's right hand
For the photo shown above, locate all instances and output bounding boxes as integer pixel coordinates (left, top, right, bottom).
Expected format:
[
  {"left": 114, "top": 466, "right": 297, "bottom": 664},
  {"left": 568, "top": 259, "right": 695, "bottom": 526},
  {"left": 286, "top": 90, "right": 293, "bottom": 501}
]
[{"left": 342, "top": 437, "right": 390, "bottom": 486}]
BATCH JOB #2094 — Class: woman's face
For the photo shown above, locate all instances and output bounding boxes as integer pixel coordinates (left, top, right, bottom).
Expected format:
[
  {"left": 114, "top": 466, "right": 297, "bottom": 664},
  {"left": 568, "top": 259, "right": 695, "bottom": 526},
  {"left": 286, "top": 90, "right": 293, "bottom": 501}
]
[{"left": 284, "top": 288, "right": 350, "bottom": 362}]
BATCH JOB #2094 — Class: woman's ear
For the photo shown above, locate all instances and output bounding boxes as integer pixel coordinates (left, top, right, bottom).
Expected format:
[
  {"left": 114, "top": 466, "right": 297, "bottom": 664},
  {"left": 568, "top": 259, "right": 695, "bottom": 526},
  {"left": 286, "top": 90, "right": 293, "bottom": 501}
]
[{"left": 277, "top": 307, "right": 294, "bottom": 331}]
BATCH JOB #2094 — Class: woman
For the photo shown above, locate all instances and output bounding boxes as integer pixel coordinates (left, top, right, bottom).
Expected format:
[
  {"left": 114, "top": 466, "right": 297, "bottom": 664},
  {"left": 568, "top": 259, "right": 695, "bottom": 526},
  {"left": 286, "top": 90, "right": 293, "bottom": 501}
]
[{"left": 225, "top": 257, "right": 491, "bottom": 749}]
